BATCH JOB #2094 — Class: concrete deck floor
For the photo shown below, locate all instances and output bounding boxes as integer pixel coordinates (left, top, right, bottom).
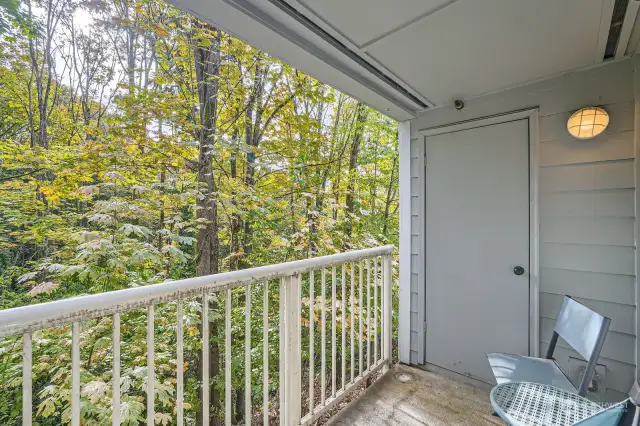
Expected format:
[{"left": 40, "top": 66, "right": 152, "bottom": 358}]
[{"left": 328, "top": 364, "right": 504, "bottom": 426}]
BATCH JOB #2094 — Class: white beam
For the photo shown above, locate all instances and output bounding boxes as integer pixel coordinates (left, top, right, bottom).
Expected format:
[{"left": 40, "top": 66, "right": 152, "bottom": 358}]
[{"left": 398, "top": 120, "right": 412, "bottom": 364}]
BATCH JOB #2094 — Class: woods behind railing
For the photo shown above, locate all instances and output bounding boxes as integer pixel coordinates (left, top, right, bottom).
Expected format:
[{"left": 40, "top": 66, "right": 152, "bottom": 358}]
[{"left": 0, "top": 245, "right": 394, "bottom": 426}]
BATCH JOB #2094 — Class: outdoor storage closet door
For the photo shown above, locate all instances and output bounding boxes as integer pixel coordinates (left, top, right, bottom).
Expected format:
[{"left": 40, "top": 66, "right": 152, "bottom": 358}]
[{"left": 425, "top": 118, "right": 530, "bottom": 385}]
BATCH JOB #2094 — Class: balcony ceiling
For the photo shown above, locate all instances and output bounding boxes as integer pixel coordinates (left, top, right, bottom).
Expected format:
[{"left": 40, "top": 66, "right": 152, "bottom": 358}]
[{"left": 167, "top": 0, "right": 640, "bottom": 121}]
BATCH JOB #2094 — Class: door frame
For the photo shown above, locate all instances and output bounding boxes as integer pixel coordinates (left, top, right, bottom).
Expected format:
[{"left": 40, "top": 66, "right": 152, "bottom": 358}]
[{"left": 418, "top": 108, "right": 540, "bottom": 358}]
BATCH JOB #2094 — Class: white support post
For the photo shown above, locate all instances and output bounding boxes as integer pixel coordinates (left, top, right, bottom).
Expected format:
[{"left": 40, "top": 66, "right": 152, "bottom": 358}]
[
  {"left": 112, "top": 313, "right": 121, "bottom": 426},
  {"left": 279, "top": 278, "right": 286, "bottom": 425},
  {"left": 374, "top": 257, "right": 378, "bottom": 364},
  {"left": 320, "top": 269, "right": 326, "bottom": 405},
  {"left": 176, "top": 302, "right": 184, "bottom": 426},
  {"left": 281, "top": 274, "right": 301, "bottom": 426},
  {"left": 245, "top": 286, "right": 252, "bottom": 426},
  {"left": 203, "top": 294, "right": 209, "bottom": 426},
  {"left": 263, "top": 282, "right": 269, "bottom": 426},
  {"left": 341, "top": 264, "right": 346, "bottom": 390},
  {"left": 366, "top": 259, "right": 371, "bottom": 371},
  {"left": 383, "top": 254, "right": 393, "bottom": 373},
  {"left": 147, "top": 306, "right": 155, "bottom": 426},
  {"left": 23, "top": 333, "right": 32, "bottom": 426},
  {"left": 331, "top": 266, "right": 336, "bottom": 397},
  {"left": 350, "top": 262, "right": 355, "bottom": 384},
  {"left": 308, "top": 270, "right": 315, "bottom": 415},
  {"left": 358, "top": 261, "right": 363, "bottom": 376},
  {"left": 225, "top": 289, "right": 232, "bottom": 426},
  {"left": 72, "top": 321, "right": 80, "bottom": 426},
  {"left": 398, "top": 120, "right": 411, "bottom": 365}
]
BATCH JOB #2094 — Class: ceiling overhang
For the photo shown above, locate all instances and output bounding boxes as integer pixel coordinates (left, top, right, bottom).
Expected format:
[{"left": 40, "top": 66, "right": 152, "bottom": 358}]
[{"left": 167, "top": 0, "right": 640, "bottom": 121}]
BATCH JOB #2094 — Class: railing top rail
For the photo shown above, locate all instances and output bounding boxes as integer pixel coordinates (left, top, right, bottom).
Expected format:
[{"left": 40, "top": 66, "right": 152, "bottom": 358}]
[{"left": 0, "top": 245, "right": 393, "bottom": 338}]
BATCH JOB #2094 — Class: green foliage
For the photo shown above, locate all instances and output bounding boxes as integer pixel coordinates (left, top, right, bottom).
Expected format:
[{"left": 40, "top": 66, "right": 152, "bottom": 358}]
[{"left": 0, "top": 0, "right": 399, "bottom": 423}]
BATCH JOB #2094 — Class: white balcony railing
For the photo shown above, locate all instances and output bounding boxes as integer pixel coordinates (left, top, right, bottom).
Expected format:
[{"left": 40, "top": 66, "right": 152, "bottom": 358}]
[{"left": 0, "top": 245, "right": 394, "bottom": 426}]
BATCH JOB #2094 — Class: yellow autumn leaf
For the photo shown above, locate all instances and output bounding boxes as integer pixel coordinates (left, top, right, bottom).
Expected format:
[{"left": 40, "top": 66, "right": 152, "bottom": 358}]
[{"left": 40, "top": 186, "right": 54, "bottom": 196}]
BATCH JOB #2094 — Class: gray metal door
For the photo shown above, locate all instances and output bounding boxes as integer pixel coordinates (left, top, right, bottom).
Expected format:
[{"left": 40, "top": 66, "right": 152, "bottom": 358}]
[{"left": 424, "top": 119, "right": 530, "bottom": 384}]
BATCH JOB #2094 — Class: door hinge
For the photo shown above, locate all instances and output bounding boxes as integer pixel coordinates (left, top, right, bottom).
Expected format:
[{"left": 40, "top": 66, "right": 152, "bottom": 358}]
[{"left": 423, "top": 320, "right": 427, "bottom": 333}]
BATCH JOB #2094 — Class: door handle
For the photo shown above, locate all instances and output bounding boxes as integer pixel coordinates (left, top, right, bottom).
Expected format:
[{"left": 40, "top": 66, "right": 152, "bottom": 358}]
[{"left": 513, "top": 266, "right": 525, "bottom": 276}]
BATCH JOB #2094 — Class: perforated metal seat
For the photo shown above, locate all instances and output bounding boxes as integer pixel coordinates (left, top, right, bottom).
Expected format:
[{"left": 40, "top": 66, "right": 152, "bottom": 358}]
[
  {"left": 490, "top": 382, "right": 624, "bottom": 426},
  {"left": 487, "top": 353, "right": 577, "bottom": 393}
]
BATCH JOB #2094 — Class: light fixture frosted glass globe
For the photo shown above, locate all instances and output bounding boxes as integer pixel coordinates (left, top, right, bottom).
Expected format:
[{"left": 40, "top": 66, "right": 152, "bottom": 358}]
[{"left": 567, "top": 107, "right": 609, "bottom": 140}]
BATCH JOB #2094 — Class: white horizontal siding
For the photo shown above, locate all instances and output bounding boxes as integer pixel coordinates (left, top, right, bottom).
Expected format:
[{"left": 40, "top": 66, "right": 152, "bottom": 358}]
[
  {"left": 539, "top": 267, "right": 635, "bottom": 306},
  {"left": 539, "top": 160, "right": 634, "bottom": 192},
  {"left": 540, "top": 130, "right": 634, "bottom": 166},
  {"left": 541, "top": 243, "right": 635, "bottom": 275},
  {"left": 541, "top": 217, "right": 635, "bottom": 246},
  {"left": 407, "top": 58, "right": 637, "bottom": 396},
  {"left": 540, "top": 189, "right": 634, "bottom": 217}
]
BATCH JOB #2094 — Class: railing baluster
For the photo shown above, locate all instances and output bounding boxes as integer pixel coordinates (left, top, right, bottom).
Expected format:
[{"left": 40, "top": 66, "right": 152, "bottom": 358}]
[
  {"left": 350, "top": 262, "right": 355, "bottom": 384},
  {"left": 263, "top": 281, "right": 269, "bottom": 426},
  {"left": 366, "top": 258, "right": 371, "bottom": 371},
  {"left": 203, "top": 293, "right": 209, "bottom": 426},
  {"left": 358, "top": 260, "right": 363, "bottom": 377},
  {"left": 225, "top": 288, "right": 232, "bottom": 426},
  {"left": 112, "top": 313, "right": 120, "bottom": 426},
  {"left": 279, "top": 278, "right": 285, "bottom": 425},
  {"left": 341, "top": 263, "right": 346, "bottom": 390},
  {"left": 176, "top": 301, "right": 184, "bottom": 426},
  {"left": 147, "top": 306, "right": 155, "bottom": 426},
  {"left": 72, "top": 321, "right": 80, "bottom": 426},
  {"left": 22, "top": 333, "right": 32, "bottom": 426},
  {"left": 331, "top": 266, "right": 336, "bottom": 398},
  {"left": 298, "top": 275, "right": 302, "bottom": 411},
  {"left": 374, "top": 257, "right": 378, "bottom": 365},
  {"left": 383, "top": 254, "right": 392, "bottom": 373},
  {"left": 308, "top": 270, "right": 314, "bottom": 415},
  {"left": 320, "top": 269, "right": 326, "bottom": 405},
  {"left": 245, "top": 286, "right": 252, "bottom": 426}
]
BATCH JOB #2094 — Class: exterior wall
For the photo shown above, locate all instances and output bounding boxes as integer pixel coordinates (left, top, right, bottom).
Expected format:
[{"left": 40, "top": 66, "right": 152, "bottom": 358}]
[{"left": 406, "top": 58, "right": 637, "bottom": 401}]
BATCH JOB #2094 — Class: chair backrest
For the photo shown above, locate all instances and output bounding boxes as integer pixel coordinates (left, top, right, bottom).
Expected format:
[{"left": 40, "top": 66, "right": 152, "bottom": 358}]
[
  {"left": 572, "top": 399, "right": 628, "bottom": 426},
  {"left": 554, "top": 296, "right": 609, "bottom": 361}
]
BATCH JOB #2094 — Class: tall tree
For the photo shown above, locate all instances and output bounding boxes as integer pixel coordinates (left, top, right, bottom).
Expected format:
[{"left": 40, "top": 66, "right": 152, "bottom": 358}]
[
  {"left": 345, "top": 101, "right": 368, "bottom": 239},
  {"left": 193, "top": 23, "right": 222, "bottom": 425}
]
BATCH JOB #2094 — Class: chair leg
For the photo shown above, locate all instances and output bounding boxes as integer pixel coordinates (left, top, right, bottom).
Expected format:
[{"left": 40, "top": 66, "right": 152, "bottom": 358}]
[{"left": 545, "top": 332, "right": 559, "bottom": 359}]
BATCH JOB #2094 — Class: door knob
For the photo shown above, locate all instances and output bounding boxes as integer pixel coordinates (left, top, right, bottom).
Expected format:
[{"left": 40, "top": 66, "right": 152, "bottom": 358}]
[{"left": 513, "top": 266, "right": 525, "bottom": 276}]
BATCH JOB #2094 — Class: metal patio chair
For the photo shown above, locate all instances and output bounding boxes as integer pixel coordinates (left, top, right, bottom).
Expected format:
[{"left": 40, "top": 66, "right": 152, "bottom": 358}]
[{"left": 487, "top": 295, "right": 611, "bottom": 397}]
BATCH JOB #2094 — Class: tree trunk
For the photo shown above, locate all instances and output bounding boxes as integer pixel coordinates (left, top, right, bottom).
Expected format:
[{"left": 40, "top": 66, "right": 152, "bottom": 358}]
[
  {"left": 194, "top": 25, "right": 222, "bottom": 426},
  {"left": 309, "top": 96, "right": 343, "bottom": 252},
  {"left": 242, "top": 61, "right": 266, "bottom": 268},
  {"left": 345, "top": 102, "right": 368, "bottom": 239},
  {"left": 382, "top": 153, "right": 398, "bottom": 238},
  {"left": 229, "top": 128, "right": 242, "bottom": 271}
]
